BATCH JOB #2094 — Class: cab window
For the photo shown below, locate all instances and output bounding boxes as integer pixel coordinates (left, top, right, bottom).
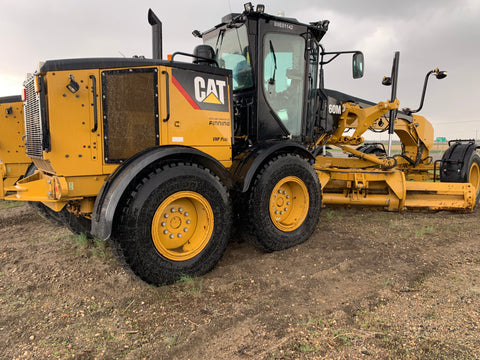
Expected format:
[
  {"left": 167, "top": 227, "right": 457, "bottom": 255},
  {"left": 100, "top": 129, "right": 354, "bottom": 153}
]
[
  {"left": 204, "top": 25, "right": 253, "bottom": 91},
  {"left": 263, "top": 33, "right": 306, "bottom": 136}
]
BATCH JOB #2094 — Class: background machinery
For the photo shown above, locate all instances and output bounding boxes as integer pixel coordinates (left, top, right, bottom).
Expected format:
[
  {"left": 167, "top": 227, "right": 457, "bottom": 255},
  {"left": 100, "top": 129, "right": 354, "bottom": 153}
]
[
  {"left": 0, "top": 96, "right": 29, "bottom": 198},
  {"left": 7, "top": 4, "right": 479, "bottom": 285},
  {"left": 0, "top": 96, "right": 78, "bottom": 227}
]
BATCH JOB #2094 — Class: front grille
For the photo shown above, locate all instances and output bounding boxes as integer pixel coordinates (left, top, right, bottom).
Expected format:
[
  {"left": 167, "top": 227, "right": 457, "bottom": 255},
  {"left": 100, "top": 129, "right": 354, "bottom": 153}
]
[{"left": 24, "top": 75, "right": 44, "bottom": 158}]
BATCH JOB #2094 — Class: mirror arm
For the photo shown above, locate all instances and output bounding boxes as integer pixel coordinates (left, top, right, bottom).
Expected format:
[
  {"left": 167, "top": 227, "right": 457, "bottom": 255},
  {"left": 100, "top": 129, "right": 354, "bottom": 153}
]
[
  {"left": 319, "top": 53, "right": 341, "bottom": 65},
  {"left": 404, "top": 70, "right": 434, "bottom": 115},
  {"left": 319, "top": 50, "right": 359, "bottom": 65}
]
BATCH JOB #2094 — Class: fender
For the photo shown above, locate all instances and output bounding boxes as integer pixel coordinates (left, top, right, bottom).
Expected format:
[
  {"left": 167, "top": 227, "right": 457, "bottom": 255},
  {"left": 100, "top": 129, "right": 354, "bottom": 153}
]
[
  {"left": 231, "top": 140, "right": 314, "bottom": 193},
  {"left": 91, "top": 145, "right": 233, "bottom": 241},
  {"left": 440, "top": 141, "right": 479, "bottom": 183}
]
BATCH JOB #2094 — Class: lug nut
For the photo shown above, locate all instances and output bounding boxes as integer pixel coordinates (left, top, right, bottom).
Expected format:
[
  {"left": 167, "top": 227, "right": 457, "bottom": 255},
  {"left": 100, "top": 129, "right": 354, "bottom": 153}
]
[
  {"left": 186, "top": 219, "right": 191, "bottom": 224},
  {"left": 177, "top": 233, "right": 182, "bottom": 238},
  {"left": 183, "top": 228, "right": 188, "bottom": 232},
  {"left": 161, "top": 222, "right": 166, "bottom": 227},
  {"left": 178, "top": 207, "right": 183, "bottom": 212},
  {"left": 171, "top": 208, "right": 176, "bottom": 213},
  {"left": 163, "top": 230, "right": 168, "bottom": 234},
  {"left": 169, "top": 234, "right": 174, "bottom": 239},
  {"left": 184, "top": 212, "right": 189, "bottom": 217},
  {"left": 164, "top": 213, "right": 169, "bottom": 218}
]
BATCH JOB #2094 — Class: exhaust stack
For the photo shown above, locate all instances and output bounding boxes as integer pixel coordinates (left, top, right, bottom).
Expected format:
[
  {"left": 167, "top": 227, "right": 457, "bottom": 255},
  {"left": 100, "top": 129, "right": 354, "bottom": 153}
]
[{"left": 148, "top": 9, "right": 162, "bottom": 60}]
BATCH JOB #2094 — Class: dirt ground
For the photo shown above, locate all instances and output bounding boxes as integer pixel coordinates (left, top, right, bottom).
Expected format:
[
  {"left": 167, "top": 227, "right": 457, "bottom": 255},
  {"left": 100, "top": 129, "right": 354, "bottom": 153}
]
[{"left": 1, "top": 201, "right": 479, "bottom": 359}]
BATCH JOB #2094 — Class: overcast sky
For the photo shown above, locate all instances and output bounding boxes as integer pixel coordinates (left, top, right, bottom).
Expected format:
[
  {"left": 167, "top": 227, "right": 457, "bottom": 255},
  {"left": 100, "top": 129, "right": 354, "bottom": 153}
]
[{"left": 1, "top": 0, "right": 479, "bottom": 139}]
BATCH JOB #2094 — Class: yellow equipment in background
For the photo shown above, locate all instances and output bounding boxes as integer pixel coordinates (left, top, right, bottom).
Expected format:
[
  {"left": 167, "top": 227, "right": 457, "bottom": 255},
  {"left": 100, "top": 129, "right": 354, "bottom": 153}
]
[{"left": 0, "top": 96, "right": 30, "bottom": 198}]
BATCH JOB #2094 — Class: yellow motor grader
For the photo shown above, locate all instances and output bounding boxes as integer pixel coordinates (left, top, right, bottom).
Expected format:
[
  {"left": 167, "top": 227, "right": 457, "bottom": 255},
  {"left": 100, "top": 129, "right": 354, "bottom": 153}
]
[{"left": 6, "top": 4, "right": 479, "bottom": 284}]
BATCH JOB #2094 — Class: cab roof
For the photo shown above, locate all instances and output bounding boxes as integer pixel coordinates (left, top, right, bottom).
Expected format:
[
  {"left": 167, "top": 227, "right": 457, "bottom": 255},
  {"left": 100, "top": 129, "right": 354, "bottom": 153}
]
[{"left": 200, "top": 6, "right": 329, "bottom": 41}]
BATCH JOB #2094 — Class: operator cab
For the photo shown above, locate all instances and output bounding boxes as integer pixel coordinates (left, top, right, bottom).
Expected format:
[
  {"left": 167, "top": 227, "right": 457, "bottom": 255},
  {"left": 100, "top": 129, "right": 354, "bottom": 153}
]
[{"left": 199, "top": 3, "right": 329, "bottom": 150}]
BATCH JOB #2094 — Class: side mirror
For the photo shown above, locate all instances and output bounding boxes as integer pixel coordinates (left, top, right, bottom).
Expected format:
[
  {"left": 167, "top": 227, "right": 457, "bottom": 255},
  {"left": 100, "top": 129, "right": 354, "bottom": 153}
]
[{"left": 352, "top": 52, "right": 364, "bottom": 79}]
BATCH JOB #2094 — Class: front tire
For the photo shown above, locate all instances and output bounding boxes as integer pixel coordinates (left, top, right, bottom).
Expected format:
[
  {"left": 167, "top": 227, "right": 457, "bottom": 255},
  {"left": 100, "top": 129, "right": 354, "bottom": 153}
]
[
  {"left": 112, "top": 162, "right": 232, "bottom": 285},
  {"left": 244, "top": 154, "right": 321, "bottom": 252},
  {"left": 441, "top": 148, "right": 480, "bottom": 206},
  {"left": 466, "top": 152, "right": 480, "bottom": 203}
]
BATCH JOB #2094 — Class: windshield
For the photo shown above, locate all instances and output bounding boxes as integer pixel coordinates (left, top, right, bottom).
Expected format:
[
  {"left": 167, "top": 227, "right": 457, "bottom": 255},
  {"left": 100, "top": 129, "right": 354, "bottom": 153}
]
[{"left": 204, "top": 24, "right": 253, "bottom": 91}]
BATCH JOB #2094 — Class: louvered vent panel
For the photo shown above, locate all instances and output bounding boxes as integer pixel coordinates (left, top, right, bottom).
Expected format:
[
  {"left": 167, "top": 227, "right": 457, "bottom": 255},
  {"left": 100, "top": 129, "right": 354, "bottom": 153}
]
[{"left": 24, "top": 76, "right": 43, "bottom": 158}]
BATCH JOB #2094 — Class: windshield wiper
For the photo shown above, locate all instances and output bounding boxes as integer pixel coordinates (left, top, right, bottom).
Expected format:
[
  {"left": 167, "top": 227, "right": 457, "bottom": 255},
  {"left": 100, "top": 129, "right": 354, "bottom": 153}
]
[
  {"left": 214, "top": 29, "right": 226, "bottom": 55},
  {"left": 269, "top": 40, "right": 277, "bottom": 85}
]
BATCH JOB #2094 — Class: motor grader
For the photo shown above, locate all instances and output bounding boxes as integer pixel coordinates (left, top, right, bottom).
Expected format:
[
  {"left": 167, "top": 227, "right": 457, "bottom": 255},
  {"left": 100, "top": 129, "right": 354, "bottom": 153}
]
[{"left": 7, "top": 4, "right": 479, "bottom": 285}]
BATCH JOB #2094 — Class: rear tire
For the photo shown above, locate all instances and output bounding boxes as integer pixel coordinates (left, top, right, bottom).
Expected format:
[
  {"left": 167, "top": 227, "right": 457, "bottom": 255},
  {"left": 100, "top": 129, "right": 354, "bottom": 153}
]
[
  {"left": 28, "top": 201, "right": 64, "bottom": 226},
  {"left": 59, "top": 210, "right": 93, "bottom": 237},
  {"left": 112, "top": 162, "right": 232, "bottom": 285},
  {"left": 244, "top": 154, "right": 321, "bottom": 252}
]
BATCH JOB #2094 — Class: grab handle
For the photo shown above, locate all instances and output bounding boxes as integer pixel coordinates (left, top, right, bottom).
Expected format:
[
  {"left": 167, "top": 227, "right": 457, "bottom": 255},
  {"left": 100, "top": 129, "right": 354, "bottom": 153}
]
[
  {"left": 162, "top": 70, "right": 170, "bottom": 122},
  {"left": 90, "top": 75, "right": 98, "bottom": 132}
]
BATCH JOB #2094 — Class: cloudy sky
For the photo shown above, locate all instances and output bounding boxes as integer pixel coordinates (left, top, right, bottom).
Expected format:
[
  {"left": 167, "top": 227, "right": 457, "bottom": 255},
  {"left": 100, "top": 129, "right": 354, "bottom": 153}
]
[{"left": 1, "top": 0, "right": 479, "bottom": 139}]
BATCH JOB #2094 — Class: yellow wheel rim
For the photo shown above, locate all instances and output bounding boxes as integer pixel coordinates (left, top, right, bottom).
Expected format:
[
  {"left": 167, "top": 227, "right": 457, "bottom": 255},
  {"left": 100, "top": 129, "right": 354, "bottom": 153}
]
[
  {"left": 269, "top": 176, "right": 309, "bottom": 232},
  {"left": 151, "top": 191, "right": 214, "bottom": 261},
  {"left": 469, "top": 161, "right": 480, "bottom": 195}
]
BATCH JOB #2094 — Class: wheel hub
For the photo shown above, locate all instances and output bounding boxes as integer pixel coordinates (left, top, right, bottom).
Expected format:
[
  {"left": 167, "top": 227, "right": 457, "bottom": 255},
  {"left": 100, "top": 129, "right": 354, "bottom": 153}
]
[
  {"left": 151, "top": 191, "right": 213, "bottom": 261},
  {"left": 269, "top": 176, "right": 309, "bottom": 232},
  {"left": 169, "top": 215, "right": 182, "bottom": 229}
]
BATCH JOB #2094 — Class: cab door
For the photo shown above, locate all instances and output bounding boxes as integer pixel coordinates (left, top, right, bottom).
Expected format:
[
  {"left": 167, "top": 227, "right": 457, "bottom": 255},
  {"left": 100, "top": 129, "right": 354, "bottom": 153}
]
[
  {"left": 262, "top": 32, "right": 307, "bottom": 137},
  {"left": 305, "top": 38, "right": 320, "bottom": 140}
]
